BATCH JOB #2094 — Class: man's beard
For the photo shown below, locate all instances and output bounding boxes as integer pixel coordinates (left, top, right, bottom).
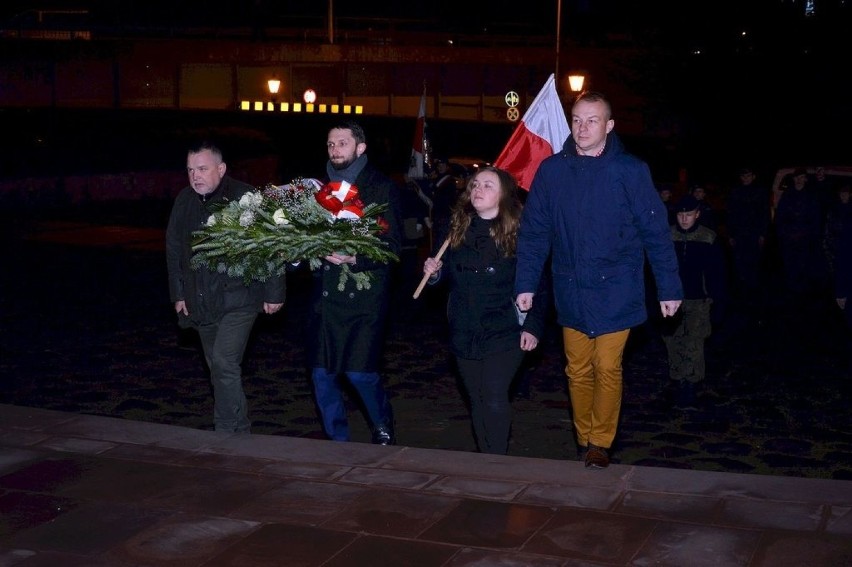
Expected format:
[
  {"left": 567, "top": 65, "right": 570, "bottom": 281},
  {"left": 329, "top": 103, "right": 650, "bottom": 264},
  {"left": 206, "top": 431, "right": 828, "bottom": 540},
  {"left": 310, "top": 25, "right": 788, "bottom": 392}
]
[{"left": 330, "top": 155, "right": 356, "bottom": 170}]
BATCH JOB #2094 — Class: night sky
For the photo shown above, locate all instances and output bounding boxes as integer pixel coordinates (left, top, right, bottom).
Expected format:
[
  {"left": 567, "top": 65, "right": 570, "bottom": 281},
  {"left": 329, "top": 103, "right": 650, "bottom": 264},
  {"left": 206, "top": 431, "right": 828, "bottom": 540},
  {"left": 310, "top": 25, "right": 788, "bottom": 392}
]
[
  {"left": 3, "top": 1, "right": 848, "bottom": 65},
  {"left": 2, "top": 1, "right": 850, "bottom": 174}
]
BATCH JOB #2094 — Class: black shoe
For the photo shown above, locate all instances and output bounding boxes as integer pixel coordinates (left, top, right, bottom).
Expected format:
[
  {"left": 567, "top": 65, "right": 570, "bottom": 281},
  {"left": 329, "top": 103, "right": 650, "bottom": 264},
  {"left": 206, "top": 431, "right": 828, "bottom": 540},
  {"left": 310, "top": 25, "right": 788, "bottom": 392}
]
[
  {"left": 585, "top": 444, "right": 610, "bottom": 469},
  {"left": 371, "top": 424, "right": 395, "bottom": 446}
]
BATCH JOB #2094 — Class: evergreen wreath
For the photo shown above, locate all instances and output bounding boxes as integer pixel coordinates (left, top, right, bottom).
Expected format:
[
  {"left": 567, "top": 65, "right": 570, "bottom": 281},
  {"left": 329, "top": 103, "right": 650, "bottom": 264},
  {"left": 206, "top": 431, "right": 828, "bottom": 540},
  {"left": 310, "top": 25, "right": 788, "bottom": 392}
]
[{"left": 191, "top": 178, "right": 397, "bottom": 291}]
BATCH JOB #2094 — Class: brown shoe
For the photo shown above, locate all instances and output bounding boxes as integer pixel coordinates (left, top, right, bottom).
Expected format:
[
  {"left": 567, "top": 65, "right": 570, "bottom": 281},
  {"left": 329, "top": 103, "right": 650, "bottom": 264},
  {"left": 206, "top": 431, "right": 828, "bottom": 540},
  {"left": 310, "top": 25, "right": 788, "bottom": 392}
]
[{"left": 585, "top": 444, "right": 609, "bottom": 469}]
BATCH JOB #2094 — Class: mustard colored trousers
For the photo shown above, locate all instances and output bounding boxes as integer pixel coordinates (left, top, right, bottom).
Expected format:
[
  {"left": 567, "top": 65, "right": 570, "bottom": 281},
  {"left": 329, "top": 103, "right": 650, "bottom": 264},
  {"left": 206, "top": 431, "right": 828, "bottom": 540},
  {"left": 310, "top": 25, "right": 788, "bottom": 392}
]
[{"left": 563, "top": 327, "right": 630, "bottom": 450}]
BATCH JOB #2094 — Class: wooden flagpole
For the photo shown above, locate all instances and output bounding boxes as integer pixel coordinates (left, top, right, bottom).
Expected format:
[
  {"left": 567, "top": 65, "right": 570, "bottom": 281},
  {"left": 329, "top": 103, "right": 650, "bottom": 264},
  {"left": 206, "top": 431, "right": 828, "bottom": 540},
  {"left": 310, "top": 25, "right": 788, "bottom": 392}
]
[{"left": 412, "top": 238, "right": 450, "bottom": 299}]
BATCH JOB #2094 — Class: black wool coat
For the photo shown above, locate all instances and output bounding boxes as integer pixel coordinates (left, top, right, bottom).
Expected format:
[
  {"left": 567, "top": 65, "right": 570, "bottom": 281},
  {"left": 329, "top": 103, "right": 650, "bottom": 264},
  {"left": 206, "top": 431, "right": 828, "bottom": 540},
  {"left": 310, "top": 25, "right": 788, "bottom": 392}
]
[
  {"left": 306, "top": 163, "right": 403, "bottom": 374},
  {"left": 436, "top": 216, "right": 547, "bottom": 360}
]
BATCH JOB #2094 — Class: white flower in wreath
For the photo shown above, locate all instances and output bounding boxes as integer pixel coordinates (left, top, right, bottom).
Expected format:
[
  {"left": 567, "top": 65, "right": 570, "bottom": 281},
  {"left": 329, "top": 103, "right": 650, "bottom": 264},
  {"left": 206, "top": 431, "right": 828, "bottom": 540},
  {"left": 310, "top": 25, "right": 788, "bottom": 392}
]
[
  {"left": 239, "top": 210, "right": 256, "bottom": 227},
  {"left": 206, "top": 214, "right": 217, "bottom": 227},
  {"left": 272, "top": 208, "right": 289, "bottom": 225},
  {"left": 239, "top": 191, "right": 263, "bottom": 209}
]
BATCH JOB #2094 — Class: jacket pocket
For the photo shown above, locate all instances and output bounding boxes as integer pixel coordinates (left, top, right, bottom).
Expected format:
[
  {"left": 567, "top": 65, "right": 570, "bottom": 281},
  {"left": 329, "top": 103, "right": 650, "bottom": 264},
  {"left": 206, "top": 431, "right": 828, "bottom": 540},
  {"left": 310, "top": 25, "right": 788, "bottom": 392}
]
[{"left": 589, "top": 264, "right": 643, "bottom": 322}]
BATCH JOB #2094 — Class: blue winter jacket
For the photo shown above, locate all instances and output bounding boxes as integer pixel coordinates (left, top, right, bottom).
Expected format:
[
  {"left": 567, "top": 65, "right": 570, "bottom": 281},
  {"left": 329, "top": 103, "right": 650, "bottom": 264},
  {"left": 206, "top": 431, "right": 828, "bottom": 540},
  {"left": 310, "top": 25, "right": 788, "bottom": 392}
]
[{"left": 514, "top": 132, "right": 682, "bottom": 336}]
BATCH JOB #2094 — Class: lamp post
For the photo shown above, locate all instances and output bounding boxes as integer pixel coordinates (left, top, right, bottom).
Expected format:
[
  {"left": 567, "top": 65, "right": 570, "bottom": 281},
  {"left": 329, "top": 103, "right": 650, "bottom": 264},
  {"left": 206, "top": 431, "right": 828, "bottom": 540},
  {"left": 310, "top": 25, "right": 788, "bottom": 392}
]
[
  {"left": 267, "top": 77, "right": 281, "bottom": 111},
  {"left": 555, "top": 0, "right": 562, "bottom": 79}
]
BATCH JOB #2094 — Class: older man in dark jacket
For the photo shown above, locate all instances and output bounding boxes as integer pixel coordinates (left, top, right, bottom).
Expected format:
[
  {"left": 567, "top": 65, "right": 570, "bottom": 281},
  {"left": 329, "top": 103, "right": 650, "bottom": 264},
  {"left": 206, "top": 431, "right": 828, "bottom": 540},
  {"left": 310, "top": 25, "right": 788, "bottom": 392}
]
[
  {"left": 166, "top": 141, "right": 285, "bottom": 433},
  {"left": 515, "top": 91, "right": 682, "bottom": 469}
]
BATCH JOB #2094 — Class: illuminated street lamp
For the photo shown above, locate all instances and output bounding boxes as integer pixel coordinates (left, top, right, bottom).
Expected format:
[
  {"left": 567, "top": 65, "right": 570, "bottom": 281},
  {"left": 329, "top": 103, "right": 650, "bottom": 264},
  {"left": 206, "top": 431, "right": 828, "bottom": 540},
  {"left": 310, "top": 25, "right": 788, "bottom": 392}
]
[
  {"left": 267, "top": 78, "right": 281, "bottom": 97},
  {"left": 267, "top": 77, "right": 282, "bottom": 111},
  {"left": 568, "top": 74, "right": 585, "bottom": 92}
]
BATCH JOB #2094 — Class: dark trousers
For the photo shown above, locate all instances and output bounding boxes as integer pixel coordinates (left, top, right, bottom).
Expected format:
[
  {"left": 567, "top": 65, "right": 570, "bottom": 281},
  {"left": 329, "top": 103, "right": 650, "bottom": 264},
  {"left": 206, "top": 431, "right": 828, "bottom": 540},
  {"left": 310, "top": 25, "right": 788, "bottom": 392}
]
[
  {"left": 311, "top": 368, "right": 392, "bottom": 441},
  {"left": 456, "top": 348, "right": 525, "bottom": 455},
  {"left": 197, "top": 310, "right": 258, "bottom": 433},
  {"left": 663, "top": 298, "right": 712, "bottom": 383}
]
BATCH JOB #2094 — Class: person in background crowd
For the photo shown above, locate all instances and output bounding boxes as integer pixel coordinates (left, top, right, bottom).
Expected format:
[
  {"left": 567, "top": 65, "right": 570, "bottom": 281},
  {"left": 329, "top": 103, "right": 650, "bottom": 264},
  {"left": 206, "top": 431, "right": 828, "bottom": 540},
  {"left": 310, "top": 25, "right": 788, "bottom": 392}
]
[
  {"left": 658, "top": 185, "right": 677, "bottom": 226},
  {"left": 397, "top": 175, "right": 432, "bottom": 309},
  {"left": 812, "top": 166, "right": 836, "bottom": 221},
  {"left": 775, "top": 168, "right": 827, "bottom": 306},
  {"left": 306, "top": 120, "right": 403, "bottom": 445},
  {"left": 726, "top": 166, "right": 771, "bottom": 319},
  {"left": 662, "top": 195, "right": 727, "bottom": 409},
  {"left": 166, "top": 141, "right": 286, "bottom": 433},
  {"left": 823, "top": 184, "right": 850, "bottom": 276},
  {"left": 832, "top": 185, "right": 852, "bottom": 374},
  {"left": 428, "top": 157, "right": 464, "bottom": 247},
  {"left": 688, "top": 183, "right": 717, "bottom": 232},
  {"left": 422, "top": 166, "right": 546, "bottom": 454},
  {"left": 514, "top": 91, "right": 682, "bottom": 469}
]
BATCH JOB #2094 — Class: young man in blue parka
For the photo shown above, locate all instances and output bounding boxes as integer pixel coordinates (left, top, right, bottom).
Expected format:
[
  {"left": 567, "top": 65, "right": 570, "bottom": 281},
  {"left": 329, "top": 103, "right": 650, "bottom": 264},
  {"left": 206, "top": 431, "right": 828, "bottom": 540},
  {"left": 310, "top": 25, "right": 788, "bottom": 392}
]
[{"left": 514, "top": 91, "right": 683, "bottom": 469}]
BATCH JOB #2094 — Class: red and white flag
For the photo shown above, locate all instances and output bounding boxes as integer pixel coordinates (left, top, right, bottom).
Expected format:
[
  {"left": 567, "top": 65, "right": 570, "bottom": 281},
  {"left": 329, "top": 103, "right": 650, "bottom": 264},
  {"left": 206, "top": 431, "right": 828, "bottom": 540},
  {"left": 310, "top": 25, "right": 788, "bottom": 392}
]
[
  {"left": 407, "top": 87, "right": 427, "bottom": 179},
  {"left": 494, "top": 74, "right": 569, "bottom": 190}
]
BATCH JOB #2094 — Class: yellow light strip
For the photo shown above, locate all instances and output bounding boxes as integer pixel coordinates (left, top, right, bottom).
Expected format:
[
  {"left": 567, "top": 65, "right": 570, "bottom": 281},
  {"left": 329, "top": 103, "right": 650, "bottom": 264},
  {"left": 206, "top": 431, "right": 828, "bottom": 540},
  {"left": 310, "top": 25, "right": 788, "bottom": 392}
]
[{"left": 238, "top": 101, "right": 365, "bottom": 115}]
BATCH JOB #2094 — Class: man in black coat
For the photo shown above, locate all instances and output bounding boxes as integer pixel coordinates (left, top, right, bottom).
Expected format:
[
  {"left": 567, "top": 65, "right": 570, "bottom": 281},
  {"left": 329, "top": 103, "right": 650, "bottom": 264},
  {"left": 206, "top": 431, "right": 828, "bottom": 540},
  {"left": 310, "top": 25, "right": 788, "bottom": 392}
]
[
  {"left": 726, "top": 167, "right": 771, "bottom": 314},
  {"left": 308, "top": 121, "right": 403, "bottom": 445},
  {"left": 166, "top": 141, "right": 285, "bottom": 433}
]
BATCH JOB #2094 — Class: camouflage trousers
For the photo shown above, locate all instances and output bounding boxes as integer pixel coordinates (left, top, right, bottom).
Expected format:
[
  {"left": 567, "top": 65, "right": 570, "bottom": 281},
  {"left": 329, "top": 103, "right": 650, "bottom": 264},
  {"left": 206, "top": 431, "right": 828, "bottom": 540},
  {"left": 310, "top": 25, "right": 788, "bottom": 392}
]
[{"left": 662, "top": 298, "right": 712, "bottom": 383}]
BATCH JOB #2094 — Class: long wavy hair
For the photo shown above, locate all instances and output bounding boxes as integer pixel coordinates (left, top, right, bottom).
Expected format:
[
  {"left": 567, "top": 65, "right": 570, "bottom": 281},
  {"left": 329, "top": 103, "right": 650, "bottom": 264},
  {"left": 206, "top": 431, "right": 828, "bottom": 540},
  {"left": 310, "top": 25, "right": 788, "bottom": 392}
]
[{"left": 447, "top": 166, "right": 522, "bottom": 257}]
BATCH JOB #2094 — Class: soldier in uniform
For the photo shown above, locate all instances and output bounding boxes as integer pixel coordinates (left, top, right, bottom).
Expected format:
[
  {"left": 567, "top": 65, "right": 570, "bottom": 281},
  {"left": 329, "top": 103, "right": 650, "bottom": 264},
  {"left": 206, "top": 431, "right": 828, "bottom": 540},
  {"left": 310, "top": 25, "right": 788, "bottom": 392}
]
[{"left": 662, "top": 195, "right": 727, "bottom": 408}]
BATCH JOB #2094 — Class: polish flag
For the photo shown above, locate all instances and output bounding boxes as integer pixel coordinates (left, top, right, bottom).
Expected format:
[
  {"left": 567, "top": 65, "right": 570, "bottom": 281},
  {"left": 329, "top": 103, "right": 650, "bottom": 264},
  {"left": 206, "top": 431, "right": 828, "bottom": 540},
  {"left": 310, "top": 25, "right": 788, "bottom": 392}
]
[
  {"left": 407, "top": 87, "right": 427, "bottom": 179},
  {"left": 494, "top": 74, "right": 570, "bottom": 190}
]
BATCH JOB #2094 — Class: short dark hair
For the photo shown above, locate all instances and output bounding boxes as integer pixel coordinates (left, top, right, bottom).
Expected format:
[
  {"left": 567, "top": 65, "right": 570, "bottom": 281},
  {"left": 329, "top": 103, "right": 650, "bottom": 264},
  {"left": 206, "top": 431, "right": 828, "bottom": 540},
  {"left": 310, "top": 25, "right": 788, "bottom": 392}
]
[
  {"left": 329, "top": 120, "right": 366, "bottom": 145},
  {"left": 573, "top": 90, "right": 612, "bottom": 120},
  {"left": 188, "top": 140, "right": 223, "bottom": 162}
]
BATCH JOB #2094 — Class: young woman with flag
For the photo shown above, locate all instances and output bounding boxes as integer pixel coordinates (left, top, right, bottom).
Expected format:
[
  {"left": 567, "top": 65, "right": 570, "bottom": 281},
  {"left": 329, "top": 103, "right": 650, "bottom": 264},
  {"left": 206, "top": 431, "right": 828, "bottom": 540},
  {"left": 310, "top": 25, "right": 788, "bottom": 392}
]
[{"left": 420, "top": 167, "right": 547, "bottom": 454}]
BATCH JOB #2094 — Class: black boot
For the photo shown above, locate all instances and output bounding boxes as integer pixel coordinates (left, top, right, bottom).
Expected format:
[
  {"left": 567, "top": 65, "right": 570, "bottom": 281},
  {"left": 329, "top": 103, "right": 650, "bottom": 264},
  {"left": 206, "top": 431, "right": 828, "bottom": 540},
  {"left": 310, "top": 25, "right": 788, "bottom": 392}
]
[{"left": 371, "top": 422, "right": 395, "bottom": 445}]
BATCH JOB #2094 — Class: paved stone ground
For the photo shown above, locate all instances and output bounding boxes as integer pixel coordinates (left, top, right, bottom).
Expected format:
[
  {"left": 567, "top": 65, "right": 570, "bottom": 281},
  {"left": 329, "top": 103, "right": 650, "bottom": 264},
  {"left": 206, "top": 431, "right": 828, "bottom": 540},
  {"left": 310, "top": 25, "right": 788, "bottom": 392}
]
[{"left": 1, "top": 212, "right": 851, "bottom": 480}]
